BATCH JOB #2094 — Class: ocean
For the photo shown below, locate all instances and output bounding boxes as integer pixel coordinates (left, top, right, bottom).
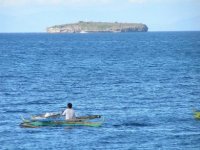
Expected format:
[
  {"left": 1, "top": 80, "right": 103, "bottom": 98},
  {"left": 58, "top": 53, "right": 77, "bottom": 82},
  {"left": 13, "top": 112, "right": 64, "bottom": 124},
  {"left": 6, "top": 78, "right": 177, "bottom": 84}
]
[{"left": 0, "top": 32, "right": 200, "bottom": 150}]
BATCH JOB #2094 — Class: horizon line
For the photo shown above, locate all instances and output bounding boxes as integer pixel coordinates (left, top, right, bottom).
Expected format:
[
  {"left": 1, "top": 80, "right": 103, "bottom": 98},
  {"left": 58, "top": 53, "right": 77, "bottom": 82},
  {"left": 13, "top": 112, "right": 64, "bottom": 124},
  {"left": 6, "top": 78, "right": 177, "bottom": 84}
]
[{"left": 0, "top": 30, "right": 200, "bottom": 34}]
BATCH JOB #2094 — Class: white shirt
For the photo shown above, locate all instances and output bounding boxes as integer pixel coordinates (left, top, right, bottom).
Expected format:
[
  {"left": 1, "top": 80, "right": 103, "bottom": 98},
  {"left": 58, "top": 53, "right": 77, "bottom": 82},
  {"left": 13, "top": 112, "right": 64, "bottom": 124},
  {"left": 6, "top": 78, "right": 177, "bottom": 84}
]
[{"left": 62, "top": 108, "right": 76, "bottom": 120}]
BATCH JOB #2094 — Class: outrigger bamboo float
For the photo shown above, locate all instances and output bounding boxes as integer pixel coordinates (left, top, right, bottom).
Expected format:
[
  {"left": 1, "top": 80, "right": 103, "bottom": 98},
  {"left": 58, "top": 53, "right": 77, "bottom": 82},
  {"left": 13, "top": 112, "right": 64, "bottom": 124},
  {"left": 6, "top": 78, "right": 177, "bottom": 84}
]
[{"left": 20, "top": 113, "right": 103, "bottom": 128}]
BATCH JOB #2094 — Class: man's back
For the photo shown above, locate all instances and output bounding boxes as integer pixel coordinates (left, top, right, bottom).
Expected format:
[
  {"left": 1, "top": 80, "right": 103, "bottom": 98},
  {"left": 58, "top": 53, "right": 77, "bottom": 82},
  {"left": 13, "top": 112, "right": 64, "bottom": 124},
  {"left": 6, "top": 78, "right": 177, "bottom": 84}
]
[{"left": 62, "top": 108, "right": 76, "bottom": 120}]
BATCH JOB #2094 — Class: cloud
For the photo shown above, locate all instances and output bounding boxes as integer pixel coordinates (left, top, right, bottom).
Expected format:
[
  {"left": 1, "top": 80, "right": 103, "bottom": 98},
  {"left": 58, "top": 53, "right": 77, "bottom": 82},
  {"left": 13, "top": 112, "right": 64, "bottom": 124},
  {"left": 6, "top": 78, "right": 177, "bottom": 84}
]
[
  {"left": 128, "top": 0, "right": 200, "bottom": 4},
  {"left": 128, "top": 0, "right": 163, "bottom": 4},
  {"left": 128, "top": 0, "right": 146, "bottom": 4},
  {"left": 1, "top": 0, "right": 199, "bottom": 7},
  {"left": 0, "top": 0, "right": 114, "bottom": 7}
]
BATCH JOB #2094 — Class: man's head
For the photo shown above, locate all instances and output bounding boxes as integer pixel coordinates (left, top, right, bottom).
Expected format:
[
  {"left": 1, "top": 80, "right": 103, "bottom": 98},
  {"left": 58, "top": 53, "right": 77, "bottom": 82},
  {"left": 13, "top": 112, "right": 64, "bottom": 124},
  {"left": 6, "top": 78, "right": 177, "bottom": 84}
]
[{"left": 67, "top": 103, "right": 72, "bottom": 109}]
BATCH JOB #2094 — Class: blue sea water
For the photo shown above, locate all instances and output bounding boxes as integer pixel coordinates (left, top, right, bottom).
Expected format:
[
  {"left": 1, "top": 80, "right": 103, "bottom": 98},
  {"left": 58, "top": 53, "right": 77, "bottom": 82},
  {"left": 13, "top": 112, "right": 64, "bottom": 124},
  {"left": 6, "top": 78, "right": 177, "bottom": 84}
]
[{"left": 0, "top": 32, "right": 200, "bottom": 150}]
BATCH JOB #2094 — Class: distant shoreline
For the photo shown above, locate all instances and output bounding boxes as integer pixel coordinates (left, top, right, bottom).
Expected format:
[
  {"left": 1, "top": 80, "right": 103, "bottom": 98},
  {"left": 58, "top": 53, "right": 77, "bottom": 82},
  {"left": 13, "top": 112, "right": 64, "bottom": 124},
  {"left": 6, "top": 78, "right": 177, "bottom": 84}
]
[{"left": 46, "top": 21, "right": 148, "bottom": 33}]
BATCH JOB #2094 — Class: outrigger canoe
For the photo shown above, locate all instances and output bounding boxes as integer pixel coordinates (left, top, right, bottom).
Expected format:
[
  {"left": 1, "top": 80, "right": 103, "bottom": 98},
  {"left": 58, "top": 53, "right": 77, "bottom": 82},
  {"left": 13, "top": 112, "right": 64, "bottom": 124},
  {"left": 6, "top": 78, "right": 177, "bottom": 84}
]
[
  {"left": 194, "top": 111, "right": 200, "bottom": 120},
  {"left": 20, "top": 114, "right": 103, "bottom": 128},
  {"left": 31, "top": 113, "right": 101, "bottom": 121}
]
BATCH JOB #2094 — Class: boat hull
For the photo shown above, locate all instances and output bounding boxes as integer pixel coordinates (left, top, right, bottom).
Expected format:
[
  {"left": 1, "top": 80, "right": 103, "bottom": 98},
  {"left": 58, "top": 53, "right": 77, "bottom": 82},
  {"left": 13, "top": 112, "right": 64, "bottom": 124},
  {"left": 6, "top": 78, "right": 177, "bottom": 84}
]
[
  {"left": 20, "top": 120, "right": 102, "bottom": 128},
  {"left": 194, "top": 111, "right": 200, "bottom": 119}
]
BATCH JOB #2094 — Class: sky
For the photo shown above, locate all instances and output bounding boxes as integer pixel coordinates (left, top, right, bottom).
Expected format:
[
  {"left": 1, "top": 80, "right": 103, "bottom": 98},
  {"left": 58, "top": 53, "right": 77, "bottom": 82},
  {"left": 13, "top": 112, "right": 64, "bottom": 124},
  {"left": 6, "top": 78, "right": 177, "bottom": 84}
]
[{"left": 0, "top": 0, "right": 200, "bottom": 32}]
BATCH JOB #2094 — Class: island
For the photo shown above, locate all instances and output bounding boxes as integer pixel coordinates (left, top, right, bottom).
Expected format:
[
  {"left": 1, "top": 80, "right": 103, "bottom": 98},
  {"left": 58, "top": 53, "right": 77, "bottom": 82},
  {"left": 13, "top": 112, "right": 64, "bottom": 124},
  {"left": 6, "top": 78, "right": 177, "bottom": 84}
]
[{"left": 47, "top": 21, "right": 148, "bottom": 33}]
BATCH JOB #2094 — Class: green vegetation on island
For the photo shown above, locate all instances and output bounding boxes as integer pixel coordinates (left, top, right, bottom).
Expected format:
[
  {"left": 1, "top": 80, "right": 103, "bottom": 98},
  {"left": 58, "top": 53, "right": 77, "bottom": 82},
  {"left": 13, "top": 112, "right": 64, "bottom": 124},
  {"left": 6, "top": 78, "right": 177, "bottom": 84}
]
[{"left": 47, "top": 21, "right": 148, "bottom": 33}]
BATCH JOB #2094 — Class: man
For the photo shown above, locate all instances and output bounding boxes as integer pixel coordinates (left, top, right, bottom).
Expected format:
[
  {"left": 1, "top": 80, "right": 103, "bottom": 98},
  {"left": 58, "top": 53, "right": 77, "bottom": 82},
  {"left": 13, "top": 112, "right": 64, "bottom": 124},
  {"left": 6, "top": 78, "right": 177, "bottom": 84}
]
[{"left": 62, "top": 103, "right": 76, "bottom": 120}]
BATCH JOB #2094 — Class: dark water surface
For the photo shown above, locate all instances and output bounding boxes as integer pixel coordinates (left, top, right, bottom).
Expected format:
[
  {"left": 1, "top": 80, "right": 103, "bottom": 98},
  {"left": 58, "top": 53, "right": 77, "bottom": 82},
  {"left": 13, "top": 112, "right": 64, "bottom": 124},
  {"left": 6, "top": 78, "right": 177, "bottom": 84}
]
[{"left": 0, "top": 32, "right": 200, "bottom": 149}]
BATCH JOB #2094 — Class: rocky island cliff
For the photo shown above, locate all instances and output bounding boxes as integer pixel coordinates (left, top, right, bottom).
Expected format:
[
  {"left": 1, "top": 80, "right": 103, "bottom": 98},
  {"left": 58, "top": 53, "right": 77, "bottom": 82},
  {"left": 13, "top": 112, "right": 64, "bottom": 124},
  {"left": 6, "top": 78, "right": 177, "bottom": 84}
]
[{"left": 47, "top": 21, "right": 148, "bottom": 33}]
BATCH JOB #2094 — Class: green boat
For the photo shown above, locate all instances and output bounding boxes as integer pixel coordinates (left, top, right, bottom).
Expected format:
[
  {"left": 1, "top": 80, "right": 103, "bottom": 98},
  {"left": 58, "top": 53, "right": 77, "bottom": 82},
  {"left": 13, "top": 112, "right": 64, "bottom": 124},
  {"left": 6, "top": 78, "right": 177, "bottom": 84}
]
[
  {"left": 20, "top": 114, "right": 103, "bottom": 128},
  {"left": 20, "top": 120, "right": 102, "bottom": 128},
  {"left": 31, "top": 113, "right": 101, "bottom": 121},
  {"left": 194, "top": 111, "right": 200, "bottom": 120}
]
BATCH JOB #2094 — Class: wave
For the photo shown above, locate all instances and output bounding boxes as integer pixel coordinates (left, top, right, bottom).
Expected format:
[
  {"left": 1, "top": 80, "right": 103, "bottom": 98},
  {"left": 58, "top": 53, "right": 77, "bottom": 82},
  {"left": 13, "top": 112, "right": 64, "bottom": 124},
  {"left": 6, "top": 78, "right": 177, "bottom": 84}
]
[{"left": 113, "top": 121, "right": 152, "bottom": 127}]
